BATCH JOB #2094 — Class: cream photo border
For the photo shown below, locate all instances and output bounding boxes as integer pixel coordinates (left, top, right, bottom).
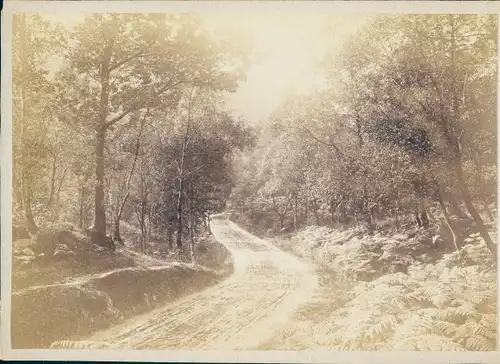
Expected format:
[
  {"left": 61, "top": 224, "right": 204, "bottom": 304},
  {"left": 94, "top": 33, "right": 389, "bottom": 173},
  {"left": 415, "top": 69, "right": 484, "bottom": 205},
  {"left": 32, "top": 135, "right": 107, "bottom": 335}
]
[{"left": 1, "top": 1, "right": 500, "bottom": 362}]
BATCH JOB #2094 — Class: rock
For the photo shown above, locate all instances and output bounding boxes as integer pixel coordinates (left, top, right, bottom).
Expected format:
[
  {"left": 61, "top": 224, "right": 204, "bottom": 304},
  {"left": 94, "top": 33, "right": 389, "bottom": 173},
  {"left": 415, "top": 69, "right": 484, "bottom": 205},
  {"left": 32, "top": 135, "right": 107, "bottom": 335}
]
[{"left": 21, "top": 248, "right": 35, "bottom": 256}]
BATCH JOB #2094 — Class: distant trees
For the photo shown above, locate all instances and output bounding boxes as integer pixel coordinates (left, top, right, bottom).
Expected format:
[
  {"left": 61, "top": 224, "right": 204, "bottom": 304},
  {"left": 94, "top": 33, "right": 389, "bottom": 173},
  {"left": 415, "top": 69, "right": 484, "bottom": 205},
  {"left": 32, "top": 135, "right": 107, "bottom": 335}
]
[
  {"left": 231, "top": 14, "right": 497, "bottom": 258},
  {"left": 12, "top": 14, "right": 254, "bottom": 256},
  {"left": 13, "top": 15, "right": 66, "bottom": 234},
  {"left": 54, "top": 14, "right": 249, "bottom": 247},
  {"left": 151, "top": 88, "right": 254, "bottom": 259}
]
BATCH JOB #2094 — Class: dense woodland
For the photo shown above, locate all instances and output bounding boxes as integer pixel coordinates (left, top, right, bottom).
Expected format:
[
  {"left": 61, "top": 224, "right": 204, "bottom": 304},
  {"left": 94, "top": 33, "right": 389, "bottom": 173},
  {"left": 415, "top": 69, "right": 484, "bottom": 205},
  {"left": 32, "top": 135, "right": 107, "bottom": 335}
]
[
  {"left": 13, "top": 14, "right": 255, "bottom": 259},
  {"left": 12, "top": 14, "right": 498, "bottom": 260},
  {"left": 10, "top": 12, "right": 499, "bottom": 352},
  {"left": 231, "top": 14, "right": 497, "bottom": 260}
]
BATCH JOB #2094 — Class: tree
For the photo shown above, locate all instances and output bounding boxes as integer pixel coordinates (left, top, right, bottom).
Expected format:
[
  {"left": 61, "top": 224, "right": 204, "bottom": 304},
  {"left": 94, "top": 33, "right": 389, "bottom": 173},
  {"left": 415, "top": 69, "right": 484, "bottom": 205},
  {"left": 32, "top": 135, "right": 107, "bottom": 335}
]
[
  {"left": 57, "top": 14, "right": 249, "bottom": 246},
  {"left": 13, "top": 14, "right": 66, "bottom": 233}
]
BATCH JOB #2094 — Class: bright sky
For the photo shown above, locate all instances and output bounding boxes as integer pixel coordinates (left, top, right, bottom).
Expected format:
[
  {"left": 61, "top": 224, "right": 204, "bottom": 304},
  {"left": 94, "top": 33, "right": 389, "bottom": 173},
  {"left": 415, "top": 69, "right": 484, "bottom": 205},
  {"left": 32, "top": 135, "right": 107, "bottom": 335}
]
[
  {"left": 213, "top": 14, "right": 367, "bottom": 122},
  {"left": 41, "top": 13, "right": 367, "bottom": 123}
]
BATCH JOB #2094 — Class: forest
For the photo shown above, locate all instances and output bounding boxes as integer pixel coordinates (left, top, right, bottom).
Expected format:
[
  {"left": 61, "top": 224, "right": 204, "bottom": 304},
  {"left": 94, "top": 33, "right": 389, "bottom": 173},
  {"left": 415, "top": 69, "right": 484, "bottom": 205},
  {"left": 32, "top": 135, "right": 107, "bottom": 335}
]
[
  {"left": 13, "top": 14, "right": 255, "bottom": 259},
  {"left": 10, "top": 13, "right": 498, "bottom": 351},
  {"left": 232, "top": 14, "right": 497, "bottom": 258},
  {"left": 228, "top": 14, "right": 498, "bottom": 351}
]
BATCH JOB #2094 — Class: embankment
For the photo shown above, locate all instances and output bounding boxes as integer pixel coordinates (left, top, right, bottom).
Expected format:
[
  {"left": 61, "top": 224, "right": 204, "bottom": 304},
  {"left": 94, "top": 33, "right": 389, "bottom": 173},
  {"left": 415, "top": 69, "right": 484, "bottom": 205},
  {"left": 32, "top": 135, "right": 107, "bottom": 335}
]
[{"left": 11, "top": 229, "right": 233, "bottom": 348}]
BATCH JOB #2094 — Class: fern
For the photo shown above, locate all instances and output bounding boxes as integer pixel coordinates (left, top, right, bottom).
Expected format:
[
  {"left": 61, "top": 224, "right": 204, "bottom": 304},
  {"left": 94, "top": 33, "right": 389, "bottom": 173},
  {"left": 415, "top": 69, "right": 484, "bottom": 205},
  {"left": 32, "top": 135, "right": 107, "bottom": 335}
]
[
  {"left": 323, "top": 250, "right": 496, "bottom": 351},
  {"left": 464, "top": 335, "right": 496, "bottom": 351},
  {"left": 394, "top": 334, "right": 466, "bottom": 351},
  {"left": 364, "top": 315, "right": 400, "bottom": 342},
  {"left": 50, "top": 340, "right": 111, "bottom": 349}
]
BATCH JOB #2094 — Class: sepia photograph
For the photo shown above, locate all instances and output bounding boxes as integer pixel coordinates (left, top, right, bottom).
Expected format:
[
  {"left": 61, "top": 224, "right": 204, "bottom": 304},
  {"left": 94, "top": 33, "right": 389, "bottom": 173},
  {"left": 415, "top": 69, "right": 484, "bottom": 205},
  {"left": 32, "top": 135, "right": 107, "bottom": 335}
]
[{"left": 1, "top": 1, "right": 499, "bottom": 361}]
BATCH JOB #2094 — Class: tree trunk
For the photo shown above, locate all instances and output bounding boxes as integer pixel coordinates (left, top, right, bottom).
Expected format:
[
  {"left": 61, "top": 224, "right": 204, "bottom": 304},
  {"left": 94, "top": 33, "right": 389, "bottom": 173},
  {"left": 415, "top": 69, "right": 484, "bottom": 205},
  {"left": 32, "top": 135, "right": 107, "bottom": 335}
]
[
  {"left": 207, "top": 214, "right": 212, "bottom": 235},
  {"left": 437, "top": 186, "right": 460, "bottom": 253},
  {"left": 446, "top": 14, "right": 496, "bottom": 261},
  {"left": 329, "top": 198, "right": 336, "bottom": 226},
  {"left": 113, "top": 109, "right": 149, "bottom": 247},
  {"left": 472, "top": 150, "right": 494, "bottom": 222},
  {"left": 54, "top": 167, "right": 68, "bottom": 214},
  {"left": 18, "top": 15, "right": 37, "bottom": 235},
  {"left": 93, "top": 37, "right": 114, "bottom": 247},
  {"left": 304, "top": 198, "right": 309, "bottom": 225},
  {"left": 93, "top": 127, "right": 107, "bottom": 243},
  {"left": 22, "top": 181, "right": 37, "bottom": 234},
  {"left": 454, "top": 160, "right": 497, "bottom": 261},
  {"left": 293, "top": 195, "right": 298, "bottom": 232},
  {"left": 167, "top": 227, "right": 174, "bottom": 250},
  {"left": 312, "top": 199, "right": 320, "bottom": 226},
  {"left": 140, "top": 178, "right": 147, "bottom": 253},
  {"left": 415, "top": 202, "right": 422, "bottom": 228},
  {"left": 113, "top": 219, "right": 124, "bottom": 246},
  {"left": 46, "top": 154, "right": 57, "bottom": 209},
  {"left": 189, "top": 209, "right": 195, "bottom": 264},
  {"left": 79, "top": 187, "right": 85, "bottom": 230},
  {"left": 148, "top": 208, "right": 152, "bottom": 240},
  {"left": 176, "top": 178, "right": 184, "bottom": 249},
  {"left": 419, "top": 198, "right": 429, "bottom": 228}
]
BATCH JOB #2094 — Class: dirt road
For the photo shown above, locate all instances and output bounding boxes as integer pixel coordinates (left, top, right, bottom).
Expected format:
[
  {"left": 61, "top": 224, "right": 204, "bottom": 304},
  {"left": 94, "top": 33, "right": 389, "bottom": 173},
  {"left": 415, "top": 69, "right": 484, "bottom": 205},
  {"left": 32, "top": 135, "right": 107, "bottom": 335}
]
[{"left": 87, "top": 216, "right": 318, "bottom": 349}]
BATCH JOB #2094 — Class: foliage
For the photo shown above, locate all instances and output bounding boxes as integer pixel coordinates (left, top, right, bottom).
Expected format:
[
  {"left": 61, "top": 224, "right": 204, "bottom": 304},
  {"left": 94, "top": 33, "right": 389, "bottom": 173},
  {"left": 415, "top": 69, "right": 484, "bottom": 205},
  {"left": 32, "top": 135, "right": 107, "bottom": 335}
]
[
  {"left": 268, "top": 225, "right": 496, "bottom": 352},
  {"left": 324, "top": 256, "right": 496, "bottom": 351},
  {"left": 12, "top": 14, "right": 255, "bottom": 255},
  {"left": 230, "top": 14, "right": 497, "bottom": 260}
]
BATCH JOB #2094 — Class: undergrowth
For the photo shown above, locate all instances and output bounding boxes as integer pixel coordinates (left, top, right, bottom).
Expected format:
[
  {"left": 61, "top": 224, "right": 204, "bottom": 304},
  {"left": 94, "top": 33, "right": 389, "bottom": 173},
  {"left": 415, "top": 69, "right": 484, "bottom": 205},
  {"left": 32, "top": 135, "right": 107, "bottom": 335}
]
[
  {"left": 324, "top": 249, "right": 496, "bottom": 351},
  {"left": 270, "top": 224, "right": 497, "bottom": 351}
]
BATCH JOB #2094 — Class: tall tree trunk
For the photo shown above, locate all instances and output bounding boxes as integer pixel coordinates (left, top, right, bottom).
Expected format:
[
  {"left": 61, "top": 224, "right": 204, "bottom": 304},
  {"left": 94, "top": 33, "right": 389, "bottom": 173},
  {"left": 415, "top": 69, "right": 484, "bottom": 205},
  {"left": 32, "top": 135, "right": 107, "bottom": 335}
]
[
  {"left": 148, "top": 208, "right": 152, "bottom": 241},
  {"left": 293, "top": 194, "right": 298, "bottom": 232},
  {"left": 46, "top": 154, "right": 57, "bottom": 209},
  {"left": 312, "top": 199, "right": 320, "bottom": 226},
  {"left": 93, "top": 37, "right": 114, "bottom": 246},
  {"left": 79, "top": 187, "right": 85, "bottom": 230},
  {"left": 94, "top": 127, "right": 107, "bottom": 243},
  {"left": 113, "top": 109, "right": 149, "bottom": 245},
  {"left": 175, "top": 88, "right": 194, "bottom": 252},
  {"left": 22, "top": 181, "right": 37, "bottom": 234},
  {"left": 176, "top": 178, "right": 184, "bottom": 249},
  {"left": 18, "top": 15, "right": 37, "bottom": 234},
  {"left": 54, "top": 166, "right": 68, "bottom": 214},
  {"left": 113, "top": 219, "right": 123, "bottom": 246},
  {"left": 189, "top": 207, "right": 195, "bottom": 264},
  {"left": 304, "top": 197, "right": 309, "bottom": 226},
  {"left": 454, "top": 160, "right": 497, "bottom": 261},
  {"left": 141, "top": 199, "right": 146, "bottom": 253},
  {"left": 167, "top": 226, "right": 174, "bottom": 250}
]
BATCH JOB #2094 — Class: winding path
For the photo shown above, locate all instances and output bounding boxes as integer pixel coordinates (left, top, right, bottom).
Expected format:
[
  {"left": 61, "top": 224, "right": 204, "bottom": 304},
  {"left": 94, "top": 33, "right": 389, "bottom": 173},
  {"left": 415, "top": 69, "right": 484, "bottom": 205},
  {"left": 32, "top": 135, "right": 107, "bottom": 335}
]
[{"left": 87, "top": 216, "right": 318, "bottom": 349}]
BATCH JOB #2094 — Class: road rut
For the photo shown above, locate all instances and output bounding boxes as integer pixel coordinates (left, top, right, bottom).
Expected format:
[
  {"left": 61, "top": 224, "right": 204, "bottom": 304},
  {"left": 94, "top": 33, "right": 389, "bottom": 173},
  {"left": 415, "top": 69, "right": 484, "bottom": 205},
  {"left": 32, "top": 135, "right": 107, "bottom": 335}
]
[{"left": 87, "top": 217, "right": 318, "bottom": 349}]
